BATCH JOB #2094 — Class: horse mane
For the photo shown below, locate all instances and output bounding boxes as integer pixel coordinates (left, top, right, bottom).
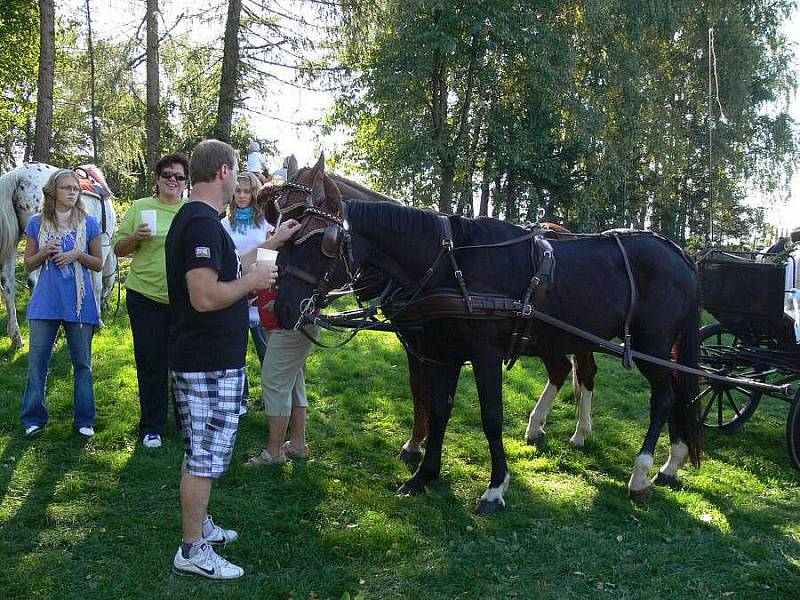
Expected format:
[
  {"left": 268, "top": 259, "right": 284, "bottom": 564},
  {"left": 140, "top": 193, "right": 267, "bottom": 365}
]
[
  {"left": 328, "top": 173, "right": 400, "bottom": 204},
  {"left": 347, "top": 199, "right": 441, "bottom": 239},
  {"left": 0, "top": 169, "right": 20, "bottom": 261},
  {"left": 346, "top": 198, "right": 527, "bottom": 248},
  {"left": 453, "top": 214, "right": 526, "bottom": 246}
]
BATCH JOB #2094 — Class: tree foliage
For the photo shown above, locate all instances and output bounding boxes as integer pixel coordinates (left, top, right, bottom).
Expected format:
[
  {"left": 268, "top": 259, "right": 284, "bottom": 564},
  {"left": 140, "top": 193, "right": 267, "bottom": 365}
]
[
  {"left": 0, "top": 0, "right": 39, "bottom": 168},
  {"left": 325, "top": 0, "right": 798, "bottom": 244}
]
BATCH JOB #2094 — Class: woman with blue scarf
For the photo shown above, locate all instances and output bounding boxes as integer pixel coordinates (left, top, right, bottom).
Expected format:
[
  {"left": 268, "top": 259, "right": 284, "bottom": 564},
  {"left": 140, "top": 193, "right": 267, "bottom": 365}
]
[{"left": 221, "top": 171, "right": 273, "bottom": 414}]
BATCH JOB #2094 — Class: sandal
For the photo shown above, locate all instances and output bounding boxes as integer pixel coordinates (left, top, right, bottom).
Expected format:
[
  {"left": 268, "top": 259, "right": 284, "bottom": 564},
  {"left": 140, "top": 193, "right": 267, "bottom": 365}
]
[
  {"left": 245, "top": 449, "right": 286, "bottom": 466},
  {"left": 282, "top": 441, "right": 309, "bottom": 459}
]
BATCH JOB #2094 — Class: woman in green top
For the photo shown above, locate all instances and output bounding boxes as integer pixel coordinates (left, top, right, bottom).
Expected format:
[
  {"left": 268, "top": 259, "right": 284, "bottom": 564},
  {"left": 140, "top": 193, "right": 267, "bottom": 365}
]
[{"left": 114, "top": 153, "right": 189, "bottom": 448}]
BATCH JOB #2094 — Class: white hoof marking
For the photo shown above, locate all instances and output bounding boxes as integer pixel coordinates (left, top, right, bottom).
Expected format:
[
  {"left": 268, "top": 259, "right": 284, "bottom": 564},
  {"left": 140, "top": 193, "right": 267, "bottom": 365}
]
[
  {"left": 526, "top": 382, "right": 558, "bottom": 441},
  {"left": 628, "top": 454, "right": 654, "bottom": 492},
  {"left": 659, "top": 441, "right": 689, "bottom": 478},
  {"left": 480, "top": 472, "right": 511, "bottom": 506},
  {"left": 402, "top": 439, "right": 425, "bottom": 455},
  {"left": 569, "top": 386, "right": 593, "bottom": 447}
]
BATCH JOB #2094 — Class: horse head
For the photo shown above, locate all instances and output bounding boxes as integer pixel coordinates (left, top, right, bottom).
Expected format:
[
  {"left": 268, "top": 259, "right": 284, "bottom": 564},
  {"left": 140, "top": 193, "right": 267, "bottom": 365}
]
[
  {"left": 273, "top": 153, "right": 351, "bottom": 330},
  {"left": 10, "top": 163, "right": 59, "bottom": 234}
]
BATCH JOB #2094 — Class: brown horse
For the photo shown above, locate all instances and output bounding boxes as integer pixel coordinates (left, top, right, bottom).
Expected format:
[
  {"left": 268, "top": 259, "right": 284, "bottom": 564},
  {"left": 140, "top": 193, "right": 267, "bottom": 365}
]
[{"left": 259, "top": 154, "right": 598, "bottom": 464}]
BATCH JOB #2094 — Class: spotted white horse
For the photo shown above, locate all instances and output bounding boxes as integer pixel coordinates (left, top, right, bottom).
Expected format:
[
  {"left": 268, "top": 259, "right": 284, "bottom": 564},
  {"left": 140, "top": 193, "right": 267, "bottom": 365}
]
[{"left": 0, "top": 162, "right": 117, "bottom": 349}]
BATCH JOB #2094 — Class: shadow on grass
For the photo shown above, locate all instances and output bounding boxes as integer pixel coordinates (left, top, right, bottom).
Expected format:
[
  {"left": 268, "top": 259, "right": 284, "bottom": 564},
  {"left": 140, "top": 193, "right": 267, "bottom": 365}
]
[{"left": 1, "top": 300, "right": 799, "bottom": 598}]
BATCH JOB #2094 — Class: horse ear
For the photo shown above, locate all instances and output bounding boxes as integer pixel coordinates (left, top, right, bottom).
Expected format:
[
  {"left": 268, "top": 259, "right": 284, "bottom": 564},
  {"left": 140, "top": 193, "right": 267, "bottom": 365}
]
[
  {"left": 312, "top": 152, "right": 326, "bottom": 176},
  {"left": 286, "top": 155, "right": 298, "bottom": 179},
  {"left": 311, "top": 171, "right": 325, "bottom": 206}
]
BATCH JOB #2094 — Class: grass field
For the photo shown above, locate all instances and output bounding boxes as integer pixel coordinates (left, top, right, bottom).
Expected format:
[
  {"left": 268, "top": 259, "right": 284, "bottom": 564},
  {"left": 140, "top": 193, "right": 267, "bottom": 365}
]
[{"left": 1, "top": 282, "right": 799, "bottom": 599}]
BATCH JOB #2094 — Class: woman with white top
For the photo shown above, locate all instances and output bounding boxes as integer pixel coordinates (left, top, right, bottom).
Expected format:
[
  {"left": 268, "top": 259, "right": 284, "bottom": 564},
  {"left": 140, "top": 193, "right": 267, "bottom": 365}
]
[{"left": 220, "top": 171, "right": 273, "bottom": 412}]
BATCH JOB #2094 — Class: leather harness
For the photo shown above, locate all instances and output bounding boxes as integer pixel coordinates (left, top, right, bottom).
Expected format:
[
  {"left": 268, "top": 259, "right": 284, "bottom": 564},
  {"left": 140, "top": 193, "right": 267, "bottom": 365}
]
[{"left": 281, "top": 197, "right": 641, "bottom": 370}]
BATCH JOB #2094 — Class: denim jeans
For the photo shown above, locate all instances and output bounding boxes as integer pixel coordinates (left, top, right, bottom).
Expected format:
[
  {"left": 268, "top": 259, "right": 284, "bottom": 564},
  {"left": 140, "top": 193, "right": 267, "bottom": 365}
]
[
  {"left": 243, "top": 324, "right": 268, "bottom": 402},
  {"left": 21, "top": 319, "right": 96, "bottom": 429},
  {"left": 250, "top": 324, "right": 267, "bottom": 363}
]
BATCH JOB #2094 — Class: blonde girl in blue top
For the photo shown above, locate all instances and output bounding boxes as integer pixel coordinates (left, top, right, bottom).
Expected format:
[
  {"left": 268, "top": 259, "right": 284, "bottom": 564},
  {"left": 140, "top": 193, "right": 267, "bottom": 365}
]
[{"left": 20, "top": 169, "right": 103, "bottom": 437}]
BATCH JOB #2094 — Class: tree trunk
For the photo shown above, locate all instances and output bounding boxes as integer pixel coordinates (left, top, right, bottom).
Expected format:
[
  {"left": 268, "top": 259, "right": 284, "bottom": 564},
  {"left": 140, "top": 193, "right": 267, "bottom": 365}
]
[
  {"left": 439, "top": 165, "right": 455, "bottom": 214},
  {"left": 491, "top": 174, "right": 502, "bottom": 220},
  {"left": 478, "top": 170, "right": 491, "bottom": 217},
  {"left": 505, "top": 170, "right": 518, "bottom": 223},
  {"left": 24, "top": 112, "right": 34, "bottom": 162},
  {"left": 456, "top": 108, "right": 483, "bottom": 216},
  {"left": 32, "top": 0, "right": 55, "bottom": 163},
  {"left": 145, "top": 0, "right": 160, "bottom": 173},
  {"left": 86, "top": 0, "right": 99, "bottom": 164},
  {"left": 215, "top": 0, "right": 242, "bottom": 143}
]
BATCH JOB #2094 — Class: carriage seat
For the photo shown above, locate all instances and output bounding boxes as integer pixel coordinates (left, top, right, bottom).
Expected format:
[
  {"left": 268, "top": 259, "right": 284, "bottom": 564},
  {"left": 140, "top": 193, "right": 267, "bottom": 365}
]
[{"left": 784, "top": 248, "right": 800, "bottom": 343}]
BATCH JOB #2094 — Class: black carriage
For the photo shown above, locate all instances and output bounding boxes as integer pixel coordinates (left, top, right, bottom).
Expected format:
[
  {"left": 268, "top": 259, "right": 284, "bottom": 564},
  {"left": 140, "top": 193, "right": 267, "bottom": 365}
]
[{"left": 696, "top": 234, "right": 800, "bottom": 468}]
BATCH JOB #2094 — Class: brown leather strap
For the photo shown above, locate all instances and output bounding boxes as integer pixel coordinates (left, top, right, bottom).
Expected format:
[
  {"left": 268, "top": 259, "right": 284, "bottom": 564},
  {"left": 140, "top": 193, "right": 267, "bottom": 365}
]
[
  {"left": 438, "top": 215, "right": 473, "bottom": 313},
  {"left": 505, "top": 237, "right": 555, "bottom": 369},
  {"left": 613, "top": 234, "right": 637, "bottom": 369}
]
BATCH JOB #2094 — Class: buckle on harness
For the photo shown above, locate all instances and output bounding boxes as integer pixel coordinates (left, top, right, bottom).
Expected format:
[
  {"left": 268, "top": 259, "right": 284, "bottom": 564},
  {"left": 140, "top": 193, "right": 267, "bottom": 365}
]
[
  {"left": 522, "top": 304, "right": 533, "bottom": 318},
  {"left": 443, "top": 238, "right": 454, "bottom": 251}
]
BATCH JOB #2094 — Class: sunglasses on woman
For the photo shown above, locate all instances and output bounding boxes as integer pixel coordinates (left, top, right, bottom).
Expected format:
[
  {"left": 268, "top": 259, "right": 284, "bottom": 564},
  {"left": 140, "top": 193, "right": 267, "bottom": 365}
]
[{"left": 159, "top": 171, "right": 187, "bottom": 182}]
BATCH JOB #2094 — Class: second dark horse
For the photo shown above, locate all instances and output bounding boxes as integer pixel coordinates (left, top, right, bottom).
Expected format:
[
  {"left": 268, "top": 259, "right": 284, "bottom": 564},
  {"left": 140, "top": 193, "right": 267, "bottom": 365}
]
[{"left": 260, "top": 156, "right": 599, "bottom": 466}]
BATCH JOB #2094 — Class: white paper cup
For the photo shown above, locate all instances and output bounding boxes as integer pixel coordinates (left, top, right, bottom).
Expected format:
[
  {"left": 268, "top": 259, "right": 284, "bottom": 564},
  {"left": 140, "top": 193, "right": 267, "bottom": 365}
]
[
  {"left": 140, "top": 209, "right": 157, "bottom": 234},
  {"left": 256, "top": 247, "right": 278, "bottom": 268}
]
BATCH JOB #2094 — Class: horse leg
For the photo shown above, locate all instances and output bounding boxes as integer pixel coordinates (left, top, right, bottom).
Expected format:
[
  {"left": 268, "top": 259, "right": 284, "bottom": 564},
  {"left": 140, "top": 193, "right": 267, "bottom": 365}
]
[
  {"left": 628, "top": 361, "right": 674, "bottom": 504},
  {"left": 90, "top": 267, "right": 105, "bottom": 327},
  {"left": 473, "top": 348, "right": 510, "bottom": 515},
  {"left": 397, "top": 361, "right": 461, "bottom": 496},
  {"left": 100, "top": 250, "right": 117, "bottom": 312},
  {"left": 399, "top": 349, "right": 428, "bottom": 465},
  {"left": 653, "top": 369, "right": 701, "bottom": 488},
  {"left": 652, "top": 416, "right": 689, "bottom": 489},
  {"left": 27, "top": 266, "right": 39, "bottom": 291},
  {"left": 1, "top": 256, "right": 24, "bottom": 349},
  {"left": 525, "top": 355, "right": 570, "bottom": 446},
  {"left": 569, "top": 352, "right": 597, "bottom": 447}
]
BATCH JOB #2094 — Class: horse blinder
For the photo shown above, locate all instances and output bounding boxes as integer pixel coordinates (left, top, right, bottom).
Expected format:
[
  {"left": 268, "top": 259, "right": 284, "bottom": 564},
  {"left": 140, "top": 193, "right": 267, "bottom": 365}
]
[{"left": 321, "top": 224, "right": 342, "bottom": 258}]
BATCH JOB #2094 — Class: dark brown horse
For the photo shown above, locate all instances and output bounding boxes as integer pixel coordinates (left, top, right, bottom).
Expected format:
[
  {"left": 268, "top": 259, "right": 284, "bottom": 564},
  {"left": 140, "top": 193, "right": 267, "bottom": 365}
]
[
  {"left": 273, "top": 154, "right": 702, "bottom": 514},
  {"left": 258, "top": 155, "right": 599, "bottom": 463}
]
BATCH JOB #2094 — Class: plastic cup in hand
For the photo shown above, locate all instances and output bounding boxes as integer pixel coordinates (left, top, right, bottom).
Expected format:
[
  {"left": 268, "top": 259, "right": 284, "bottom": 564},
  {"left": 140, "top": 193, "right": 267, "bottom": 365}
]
[
  {"left": 140, "top": 209, "right": 157, "bottom": 235},
  {"left": 256, "top": 248, "right": 278, "bottom": 269}
]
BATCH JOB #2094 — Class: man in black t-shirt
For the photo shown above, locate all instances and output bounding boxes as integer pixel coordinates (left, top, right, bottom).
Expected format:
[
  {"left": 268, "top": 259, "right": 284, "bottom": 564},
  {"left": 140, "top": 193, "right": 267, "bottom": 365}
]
[{"left": 166, "top": 139, "right": 299, "bottom": 580}]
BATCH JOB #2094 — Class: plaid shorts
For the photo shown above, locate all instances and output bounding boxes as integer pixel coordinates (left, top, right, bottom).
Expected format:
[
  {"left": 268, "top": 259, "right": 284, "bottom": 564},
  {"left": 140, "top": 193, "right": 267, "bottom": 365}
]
[{"left": 171, "top": 368, "right": 245, "bottom": 478}]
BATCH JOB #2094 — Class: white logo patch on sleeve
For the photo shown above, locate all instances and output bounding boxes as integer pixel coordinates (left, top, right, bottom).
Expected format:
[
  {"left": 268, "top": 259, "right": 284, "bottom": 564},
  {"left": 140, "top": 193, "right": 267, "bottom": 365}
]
[{"left": 195, "top": 246, "right": 211, "bottom": 258}]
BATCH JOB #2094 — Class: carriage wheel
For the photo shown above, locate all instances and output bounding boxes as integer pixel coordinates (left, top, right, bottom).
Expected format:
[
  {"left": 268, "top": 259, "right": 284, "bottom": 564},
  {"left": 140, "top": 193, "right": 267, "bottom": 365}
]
[
  {"left": 787, "top": 393, "right": 800, "bottom": 470},
  {"left": 696, "top": 322, "right": 763, "bottom": 431}
]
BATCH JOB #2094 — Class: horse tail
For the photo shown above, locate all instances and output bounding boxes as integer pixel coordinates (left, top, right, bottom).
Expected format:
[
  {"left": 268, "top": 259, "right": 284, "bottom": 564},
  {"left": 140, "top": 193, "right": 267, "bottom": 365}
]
[
  {"left": 670, "top": 297, "right": 702, "bottom": 467},
  {"left": 0, "top": 169, "right": 20, "bottom": 263}
]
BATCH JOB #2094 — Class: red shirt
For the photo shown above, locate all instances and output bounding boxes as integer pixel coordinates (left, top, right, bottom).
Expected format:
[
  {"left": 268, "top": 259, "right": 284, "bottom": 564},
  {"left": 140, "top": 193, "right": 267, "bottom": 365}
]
[{"left": 256, "top": 287, "right": 280, "bottom": 330}]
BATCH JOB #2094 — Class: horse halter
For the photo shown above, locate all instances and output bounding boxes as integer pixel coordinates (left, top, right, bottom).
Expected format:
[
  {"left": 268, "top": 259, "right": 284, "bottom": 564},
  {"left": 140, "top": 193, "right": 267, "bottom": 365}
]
[{"left": 281, "top": 205, "right": 352, "bottom": 330}]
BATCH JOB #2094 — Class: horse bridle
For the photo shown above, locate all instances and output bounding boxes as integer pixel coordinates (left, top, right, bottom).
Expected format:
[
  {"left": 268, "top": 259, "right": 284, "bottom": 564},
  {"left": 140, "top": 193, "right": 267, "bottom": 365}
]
[{"left": 274, "top": 184, "right": 352, "bottom": 329}]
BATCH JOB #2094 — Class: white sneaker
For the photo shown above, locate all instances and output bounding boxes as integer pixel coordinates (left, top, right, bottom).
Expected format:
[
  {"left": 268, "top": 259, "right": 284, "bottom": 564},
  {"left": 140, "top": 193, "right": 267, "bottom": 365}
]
[
  {"left": 143, "top": 433, "right": 162, "bottom": 448},
  {"left": 25, "top": 425, "right": 44, "bottom": 437},
  {"left": 77, "top": 426, "right": 95, "bottom": 437},
  {"left": 203, "top": 515, "right": 239, "bottom": 545},
  {"left": 172, "top": 543, "right": 244, "bottom": 579}
]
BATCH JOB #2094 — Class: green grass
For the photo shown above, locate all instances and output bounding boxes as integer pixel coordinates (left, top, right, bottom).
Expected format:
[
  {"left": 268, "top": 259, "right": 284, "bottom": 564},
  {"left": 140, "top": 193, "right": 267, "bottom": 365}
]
[{"left": 1, "top": 282, "right": 799, "bottom": 599}]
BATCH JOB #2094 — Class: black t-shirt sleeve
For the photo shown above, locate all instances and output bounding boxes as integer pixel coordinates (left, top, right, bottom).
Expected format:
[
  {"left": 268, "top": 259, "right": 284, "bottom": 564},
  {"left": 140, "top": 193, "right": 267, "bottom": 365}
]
[{"left": 182, "top": 216, "right": 225, "bottom": 274}]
